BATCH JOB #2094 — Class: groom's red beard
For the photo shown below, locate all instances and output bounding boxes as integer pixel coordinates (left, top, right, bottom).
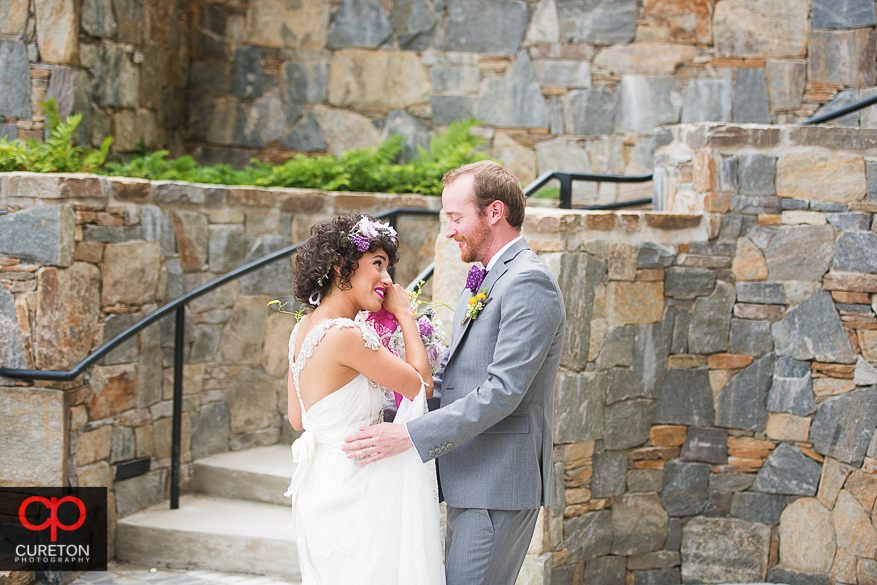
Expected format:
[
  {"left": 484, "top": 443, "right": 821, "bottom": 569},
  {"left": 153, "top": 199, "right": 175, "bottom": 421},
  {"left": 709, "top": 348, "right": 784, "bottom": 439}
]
[{"left": 458, "top": 217, "right": 490, "bottom": 263}]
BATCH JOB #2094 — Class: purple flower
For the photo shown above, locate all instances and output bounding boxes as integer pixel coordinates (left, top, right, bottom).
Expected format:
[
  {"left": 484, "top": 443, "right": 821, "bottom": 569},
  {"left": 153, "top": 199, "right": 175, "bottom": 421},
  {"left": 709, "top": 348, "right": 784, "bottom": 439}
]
[
  {"left": 349, "top": 233, "right": 371, "bottom": 252},
  {"left": 418, "top": 316, "right": 434, "bottom": 337}
]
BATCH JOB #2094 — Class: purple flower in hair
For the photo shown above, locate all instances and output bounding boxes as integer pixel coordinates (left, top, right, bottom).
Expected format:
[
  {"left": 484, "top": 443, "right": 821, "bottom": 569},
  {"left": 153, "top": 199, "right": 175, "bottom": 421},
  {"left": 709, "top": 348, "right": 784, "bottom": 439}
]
[{"left": 349, "top": 233, "right": 371, "bottom": 252}]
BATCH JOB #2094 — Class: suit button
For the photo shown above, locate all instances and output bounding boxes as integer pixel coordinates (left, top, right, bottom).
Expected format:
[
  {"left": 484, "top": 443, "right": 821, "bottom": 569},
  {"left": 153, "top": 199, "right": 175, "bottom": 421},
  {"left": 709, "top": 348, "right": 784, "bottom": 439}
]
[
  {"left": 429, "top": 449, "right": 435, "bottom": 457},
  {"left": 448, "top": 443, "right": 454, "bottom": 449}
]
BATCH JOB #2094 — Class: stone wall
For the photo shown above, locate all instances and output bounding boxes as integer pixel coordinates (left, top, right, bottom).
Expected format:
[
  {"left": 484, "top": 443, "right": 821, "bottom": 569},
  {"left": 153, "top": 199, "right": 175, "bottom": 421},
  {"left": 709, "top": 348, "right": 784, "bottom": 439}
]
[
  {"left": 0, "top": 173, "right": 439, "bottom": 554},
  {"left": 427, "top": 123, "right": 877, "bottom": 584},
  {"left": 5, "top": 0, "right": 877, "bottom": 206}
]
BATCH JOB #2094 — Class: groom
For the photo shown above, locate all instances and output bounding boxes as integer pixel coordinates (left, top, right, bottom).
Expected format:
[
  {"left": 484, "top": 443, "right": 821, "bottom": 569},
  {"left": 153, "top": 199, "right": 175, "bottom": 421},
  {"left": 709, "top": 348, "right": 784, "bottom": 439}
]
[{"left": 344, "top": 161, "right": 566, "bottom": 585}]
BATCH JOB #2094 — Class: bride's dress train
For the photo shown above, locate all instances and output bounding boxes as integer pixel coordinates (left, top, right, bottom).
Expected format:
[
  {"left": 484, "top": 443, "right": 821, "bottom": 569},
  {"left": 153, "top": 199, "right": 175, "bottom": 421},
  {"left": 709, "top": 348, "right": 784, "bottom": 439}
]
[{"left": 285, "top": 317, "right": 445, "bottom": 585}]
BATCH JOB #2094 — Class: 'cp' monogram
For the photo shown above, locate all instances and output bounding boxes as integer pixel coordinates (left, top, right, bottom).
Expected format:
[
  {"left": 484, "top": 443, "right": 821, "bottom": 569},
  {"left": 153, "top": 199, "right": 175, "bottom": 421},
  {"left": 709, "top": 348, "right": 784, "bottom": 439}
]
[{"left": 19, "top": 496, "right": 86, "bottom": 542}]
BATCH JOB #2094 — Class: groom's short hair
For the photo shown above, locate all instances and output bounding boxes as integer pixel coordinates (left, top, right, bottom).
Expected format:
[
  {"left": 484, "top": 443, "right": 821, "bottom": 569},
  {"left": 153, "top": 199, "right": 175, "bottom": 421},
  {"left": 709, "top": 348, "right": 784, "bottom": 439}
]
[{"left": 443, "top": 161, "right": 526, "bottom": 229}]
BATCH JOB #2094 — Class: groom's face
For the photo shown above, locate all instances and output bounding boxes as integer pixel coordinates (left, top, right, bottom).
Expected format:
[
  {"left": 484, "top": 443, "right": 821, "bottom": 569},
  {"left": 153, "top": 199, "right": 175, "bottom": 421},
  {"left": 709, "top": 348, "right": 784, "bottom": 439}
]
[{"left": 442, "top": 174, "right": 491, "bottom": 264}]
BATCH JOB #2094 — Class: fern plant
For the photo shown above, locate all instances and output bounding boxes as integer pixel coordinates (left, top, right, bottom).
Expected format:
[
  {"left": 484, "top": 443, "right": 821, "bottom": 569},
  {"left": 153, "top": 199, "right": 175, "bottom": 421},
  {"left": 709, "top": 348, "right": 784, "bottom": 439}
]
[{"left": 0, "top": 98, "right": 112, "bottom": 173}]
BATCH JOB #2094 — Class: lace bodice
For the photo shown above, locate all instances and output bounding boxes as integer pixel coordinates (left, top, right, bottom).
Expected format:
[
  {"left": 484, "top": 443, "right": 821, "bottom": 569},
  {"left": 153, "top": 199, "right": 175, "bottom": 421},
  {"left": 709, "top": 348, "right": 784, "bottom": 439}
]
[{"left": 288, "top": 317, "right": 383, "bottom": 422}]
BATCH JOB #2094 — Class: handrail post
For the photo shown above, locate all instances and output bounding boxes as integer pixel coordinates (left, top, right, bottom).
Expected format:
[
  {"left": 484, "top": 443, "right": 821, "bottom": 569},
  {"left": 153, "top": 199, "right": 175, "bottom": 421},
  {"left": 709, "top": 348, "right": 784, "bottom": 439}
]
[
  {"left": 557, "top": 173, "right": 573, "bottom": 209},
  {"left": 171, "top": 305, "right": 185, "bottom": 510}
]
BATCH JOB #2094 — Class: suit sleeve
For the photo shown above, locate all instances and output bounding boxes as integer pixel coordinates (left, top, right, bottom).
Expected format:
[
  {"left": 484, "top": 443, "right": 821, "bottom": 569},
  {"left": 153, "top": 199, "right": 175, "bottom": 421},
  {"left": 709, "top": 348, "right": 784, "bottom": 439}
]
[{"left": 406, "top": 268, "right": 564, "bottom": 462}]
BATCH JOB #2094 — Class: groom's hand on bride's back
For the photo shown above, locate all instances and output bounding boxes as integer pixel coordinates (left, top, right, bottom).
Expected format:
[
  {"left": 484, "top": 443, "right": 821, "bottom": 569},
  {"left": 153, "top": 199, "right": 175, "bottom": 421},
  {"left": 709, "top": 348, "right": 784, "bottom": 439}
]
[{"left": 343, "top": 423, "right": 413, "bottom": 466}]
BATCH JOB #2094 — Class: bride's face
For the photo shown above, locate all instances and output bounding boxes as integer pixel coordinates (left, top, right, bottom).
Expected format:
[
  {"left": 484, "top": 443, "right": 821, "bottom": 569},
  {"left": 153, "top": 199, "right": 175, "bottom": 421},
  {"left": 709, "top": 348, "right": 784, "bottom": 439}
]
[{"left": 345, "top": 249, "right": 393, "bottom": 313}]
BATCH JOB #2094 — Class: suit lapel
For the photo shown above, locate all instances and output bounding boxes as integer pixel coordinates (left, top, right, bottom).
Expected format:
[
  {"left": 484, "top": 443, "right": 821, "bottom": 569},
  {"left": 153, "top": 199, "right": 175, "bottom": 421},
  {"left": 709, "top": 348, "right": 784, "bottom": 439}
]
[{"left": 445, "top": 238, "right": 529, "bottom": 364}]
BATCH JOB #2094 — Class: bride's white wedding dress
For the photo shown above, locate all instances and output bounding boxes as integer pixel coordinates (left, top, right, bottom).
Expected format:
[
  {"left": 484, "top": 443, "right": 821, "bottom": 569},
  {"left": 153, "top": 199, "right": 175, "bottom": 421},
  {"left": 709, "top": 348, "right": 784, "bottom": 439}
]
[{"left": 285, "top": 317, "right": 445, "bottom": 585}]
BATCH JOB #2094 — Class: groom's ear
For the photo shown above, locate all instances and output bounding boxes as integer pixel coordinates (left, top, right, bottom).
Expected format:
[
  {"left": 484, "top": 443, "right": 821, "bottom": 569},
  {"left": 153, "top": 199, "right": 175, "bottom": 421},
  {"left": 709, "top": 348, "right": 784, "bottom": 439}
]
[{"left": 487, "top": 200, "right": 505, "bottom": 225}]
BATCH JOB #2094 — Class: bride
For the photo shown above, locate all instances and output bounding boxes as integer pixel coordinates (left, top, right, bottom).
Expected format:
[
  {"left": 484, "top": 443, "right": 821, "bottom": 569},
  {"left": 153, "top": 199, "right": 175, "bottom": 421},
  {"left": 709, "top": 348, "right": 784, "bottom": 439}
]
[{"left": 284, "top": 213, "right": 445, "bottom": 585}]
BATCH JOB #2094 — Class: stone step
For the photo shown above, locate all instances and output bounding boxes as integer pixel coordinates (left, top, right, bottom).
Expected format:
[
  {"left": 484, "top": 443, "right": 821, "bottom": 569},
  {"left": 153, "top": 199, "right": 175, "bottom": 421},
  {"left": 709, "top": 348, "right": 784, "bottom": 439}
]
[
  {"left": 193, "top": 444, "right": 294, "bottom": 507},
  {"left": 116, "top": 494, "right": 299, "bottom": 580}
]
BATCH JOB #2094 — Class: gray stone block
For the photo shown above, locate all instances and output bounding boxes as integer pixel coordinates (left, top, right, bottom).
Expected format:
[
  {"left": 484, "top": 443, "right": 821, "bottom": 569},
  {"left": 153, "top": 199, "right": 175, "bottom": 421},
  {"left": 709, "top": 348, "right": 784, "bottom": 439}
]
[
  {"left": 867, "top": 160, "right": 877, "bottom": 201},
  {"left": 627, "top": 315, "right": 674, "bottom": 401},
  {"left": 719, "top": 157, "right": 739, "bottom": 194},
  {"left": 111, "top": 425, "right": 135, "bottom": 463},
  {"left": 82, "top": 225, "right": 142, "bottom": 242},
  {"left": 765, "top": 225, "right": 835, "bottom": 282},
  {"left": 735, "top": 282, "right": 787, "bottom": 305},
  {"left": 605, "top": 367, "right": 630, "bottom": 407},
  {"left": 812, "top": 0, "right": 876, "bottom": 29},
  {"left": 751, "top": 443, "right": 821, "bottom": 495},
  {"left": 115, "top": 468, "right": 168, "bottom": 517},
  {"left": 240, "top": 236, "right": 293, "bottom": 295},
  {"left": 628, "top": 469, "right": 664, "bottom": 493},
  {"left": 0, "top": 205, "right": 75, "bottom": 266},
  {"left": 284, "top": 61, "right": 329, "bottom": 103},
  {"left": 808, "top": 29, "right": 876, "bottom": 87},
  {"left": 384, "top": 110, "right": 431, "bottom": 163},
  {"left": 767, "top": 356, "right": 815, "bottom": 415},
  {"left": 250, "top": 93, "right": 303, "bottom": 145},
  {"left": 772, "top": 289, "right": 856, "bottom": 363},
  {"left": 550, "top": 252, "right": 605, "bottom": 370},
  {"left": 665, "top": 518, "right": 682, "bottom": 551},
  {"left": 549, "top": 96, "right": 564, "bottom": 135},
  {"left": 554, "top": 371, "right": 605, "bottom": 443},
  {"left": 680, "top": 427, "right": 728, "bottom": 465},
  {"left": 0, "top": 41, "right": 32, "bottom": 119},
  {"left": 664, "top": 267, "right": 715, "bottom": 300},
  {"left": 710, "top": 473, "right": 756, "bottom": 492},
  {"left": 430, "top": 95, "right": 473, "bottom": 125},
  {"left": 592, "top": 451, "right": 627, "bottom": 497},
  {"left": 103, "top": 313, "right": 140, "bottom": 365},
  {"left": 604, "top": 399, "right": 655, "bottom": 450},
  {"left": 655, "top": 368, "right": 714, "bottom": 427},
  {"left": 826, "top": 212, "right": 871, "bottom": 230},
  {"left": 689, "top": 281, "right": 734, "bottom": 354},
  {"left": 473, "top": 51, "right": 549, "bottom": 129},
  {"left": 0, "top": 122, "right": 16, "bottom": 140},
  {"left": 733, "top": 68, "right": 771, "bottom": 123},
  {"left": 393, "top": 0, "right": 437, "bottom": 50},
  {"left": 189, "top": 324, "right": 224, "bottom": 364},
  {"left": 767, "top": 567, "right": 831, "bottom": 585},
  {"left": 809, "top": 200, "right": 848, "bottom": 211},
  {"left": 716, "top": 353, "right": 775, "bottom": 432},
  {"left": 681, "top": 517, "right": 771, "bottom": 584},
  {"left": 192, "top": 401, "right": 230, "bottom": 460},
  {"left": 781, "top": 197, "right": 809, "bottom": 210},
  {"left": 563, "top": 510, "right": 612, "bottom": 563},
  {"left": 634, "top": 568, "right": 681, "bottom": 585},
  {"left": 0, "top": 287, "right": 26, "bottom": 369},
  {"left": 729, "top": 318, "right": 773, "bottom": 356},
  {"left": 746, "top": 225, "right": 777, "bottom": 248},
  {"left": 810, "top": 387, "right": 877, "bottom": 465},
  {"left": 430, "top": 64, "right": 480, "bottom": 94},
  {"left": 813, "top": 87, "right": 860, "bottom": 126},
  {"left": 585, "top": 556, "right": 627, "bottom": 585},
  {"left": 730, "top": 195, "right": 781, "bottom": 214},
  {"left": 93, "top": 42, "right": 139, "bottom": 108},
  {"left": 767, "top": 59, "right": 807, "bottom": 112},
  {"left": 612, "top": 493, "right": 669, "bottom": 556},
  {"left": 637, "top": 243, "right": 675, "bottom": 269},
  {"left": 597, "top": 326, "right": 634, "bottom": 371},
  {"left": 282, "top": 113, "right": 327, "bottom": 152},
  {"left": 703, "top": 491, "right": 733, "bottom": 517},
  {"left": 737, "top": 154, "right": 777, "bottom": 196},
  {"left": 682, "top": 79, "right": 732, "bottom": 123},
  {"left": 443, "top": 0, "right": 529, "bottom": 55},
  {"left": 670, "top": 308, "right": 690, "bottom": 354},
  {"left": 328, "top": 0, "right": 393, "bottom": 49},
  {"left": 557, "top": 0, "right": 637, "bottom": 44},
  {"left": 730, "top": 492, "right": 788, "bottom": 525},
  {"left": 82, "top": 0, "right": 118, "bottom": 38},
  {"left": 616, "top": 76, "right": 682, "bottom": 134},
  {"left": 189, "top": 61, "right": 231, "bottom": 96},
  {"left": 834, "top": 231, "right": 877, "bottom": 273},
  {"left": 661, "top": 460, "right": 710, "bottom": 516},
  {"left": 564, "top": 88, "right": 615, "bottom": 136},
  {"left": 535, "top": 60, "right": 592, "bottom": 89}
]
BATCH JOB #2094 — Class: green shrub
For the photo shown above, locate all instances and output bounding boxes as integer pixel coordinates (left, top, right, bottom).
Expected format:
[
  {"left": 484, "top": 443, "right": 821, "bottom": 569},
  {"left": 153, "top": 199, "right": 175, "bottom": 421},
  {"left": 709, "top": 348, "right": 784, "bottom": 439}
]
[
  {"left": 0, "top": 98, "right": 112, "bottom": 173},
  {"left": 0, "top": 99, "right": 488, "bottom": 196}
]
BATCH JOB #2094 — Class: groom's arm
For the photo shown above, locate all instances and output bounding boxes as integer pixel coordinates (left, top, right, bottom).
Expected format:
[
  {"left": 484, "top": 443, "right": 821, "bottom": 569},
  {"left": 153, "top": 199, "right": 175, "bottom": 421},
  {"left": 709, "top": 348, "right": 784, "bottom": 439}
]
[{"left": 406, "top": 269, "right": 564, "bottom": 461}]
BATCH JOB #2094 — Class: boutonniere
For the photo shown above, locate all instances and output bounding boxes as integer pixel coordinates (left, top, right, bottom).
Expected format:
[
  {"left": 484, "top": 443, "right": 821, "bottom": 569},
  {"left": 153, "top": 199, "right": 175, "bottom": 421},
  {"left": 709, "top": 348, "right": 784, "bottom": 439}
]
[{"left": 461, "top": 287, "right": 491, "bottom": 325}]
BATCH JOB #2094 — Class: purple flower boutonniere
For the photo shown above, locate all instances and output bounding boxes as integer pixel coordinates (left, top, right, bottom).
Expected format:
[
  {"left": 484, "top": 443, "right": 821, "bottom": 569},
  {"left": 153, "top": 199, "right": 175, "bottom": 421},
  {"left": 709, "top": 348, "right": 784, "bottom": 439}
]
[{"left": 461, "top": 287, "right": 491, "bottom": 326}]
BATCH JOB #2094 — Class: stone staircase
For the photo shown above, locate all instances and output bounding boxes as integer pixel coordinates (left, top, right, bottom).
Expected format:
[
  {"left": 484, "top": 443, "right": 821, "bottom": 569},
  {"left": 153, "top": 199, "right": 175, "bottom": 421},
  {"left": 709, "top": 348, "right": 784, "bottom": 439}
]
[{"left": 116, "top": 445, "right": 299, "bottom": 581}]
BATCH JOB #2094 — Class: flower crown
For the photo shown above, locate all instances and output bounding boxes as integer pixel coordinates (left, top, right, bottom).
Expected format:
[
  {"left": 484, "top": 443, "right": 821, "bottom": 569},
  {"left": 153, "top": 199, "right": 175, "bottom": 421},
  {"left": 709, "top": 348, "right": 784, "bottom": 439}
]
[{"left": 342, "top": 215, "right": 398, "bottom": 252}]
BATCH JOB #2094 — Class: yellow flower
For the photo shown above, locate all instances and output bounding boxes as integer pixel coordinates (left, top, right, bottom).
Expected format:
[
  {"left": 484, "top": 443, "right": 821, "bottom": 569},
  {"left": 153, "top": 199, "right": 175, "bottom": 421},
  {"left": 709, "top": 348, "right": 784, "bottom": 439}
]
[
  {"left": 477, "top": 293, "right": 486, "bottom": 301},
  {"left": 468, "top": 297, "right": 477, "bottom": 306}
]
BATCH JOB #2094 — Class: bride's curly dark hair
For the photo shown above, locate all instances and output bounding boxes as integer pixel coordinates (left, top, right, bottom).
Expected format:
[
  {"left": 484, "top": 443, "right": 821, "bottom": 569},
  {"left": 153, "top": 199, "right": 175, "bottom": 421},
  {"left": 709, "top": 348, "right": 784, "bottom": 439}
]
[{"left": 293, "top": 213, "right": 399, "bottom": 307}]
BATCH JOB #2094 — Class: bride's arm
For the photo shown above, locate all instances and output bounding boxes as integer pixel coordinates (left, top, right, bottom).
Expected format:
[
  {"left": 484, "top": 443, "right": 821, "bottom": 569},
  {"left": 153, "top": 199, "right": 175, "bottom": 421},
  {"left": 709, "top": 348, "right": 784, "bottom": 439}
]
[{"left": 287, "top": 368, "right": 303, "bottom": 431}]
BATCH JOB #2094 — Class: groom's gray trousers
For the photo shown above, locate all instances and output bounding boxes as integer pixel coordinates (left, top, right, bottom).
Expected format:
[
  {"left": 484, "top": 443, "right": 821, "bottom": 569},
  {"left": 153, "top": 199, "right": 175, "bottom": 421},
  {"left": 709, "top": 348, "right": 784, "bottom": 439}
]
[{"left": 444, "top": 506, "right": 539, "bottom": 585}]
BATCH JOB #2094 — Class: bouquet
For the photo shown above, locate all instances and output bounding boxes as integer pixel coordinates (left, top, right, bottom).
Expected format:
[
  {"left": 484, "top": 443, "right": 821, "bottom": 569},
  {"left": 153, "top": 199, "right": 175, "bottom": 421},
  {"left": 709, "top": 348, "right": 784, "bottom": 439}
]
[{"left": 360, "top": 281, "right": 449, "bottom": 407}]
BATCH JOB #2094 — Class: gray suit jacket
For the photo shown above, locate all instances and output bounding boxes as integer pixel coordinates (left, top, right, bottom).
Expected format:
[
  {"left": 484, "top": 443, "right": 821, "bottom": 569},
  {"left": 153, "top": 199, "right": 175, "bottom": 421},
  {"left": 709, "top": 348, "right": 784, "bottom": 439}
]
[{"left": 407, "top": 238, "right": 565, "bottom": 510}]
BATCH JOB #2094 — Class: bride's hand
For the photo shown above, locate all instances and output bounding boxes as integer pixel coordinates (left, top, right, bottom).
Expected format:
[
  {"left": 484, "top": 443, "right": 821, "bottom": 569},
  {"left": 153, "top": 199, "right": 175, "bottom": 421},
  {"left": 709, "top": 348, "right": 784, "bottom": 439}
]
[{"left": 381, "top": 284, "right": 412, "bottom": 319}]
